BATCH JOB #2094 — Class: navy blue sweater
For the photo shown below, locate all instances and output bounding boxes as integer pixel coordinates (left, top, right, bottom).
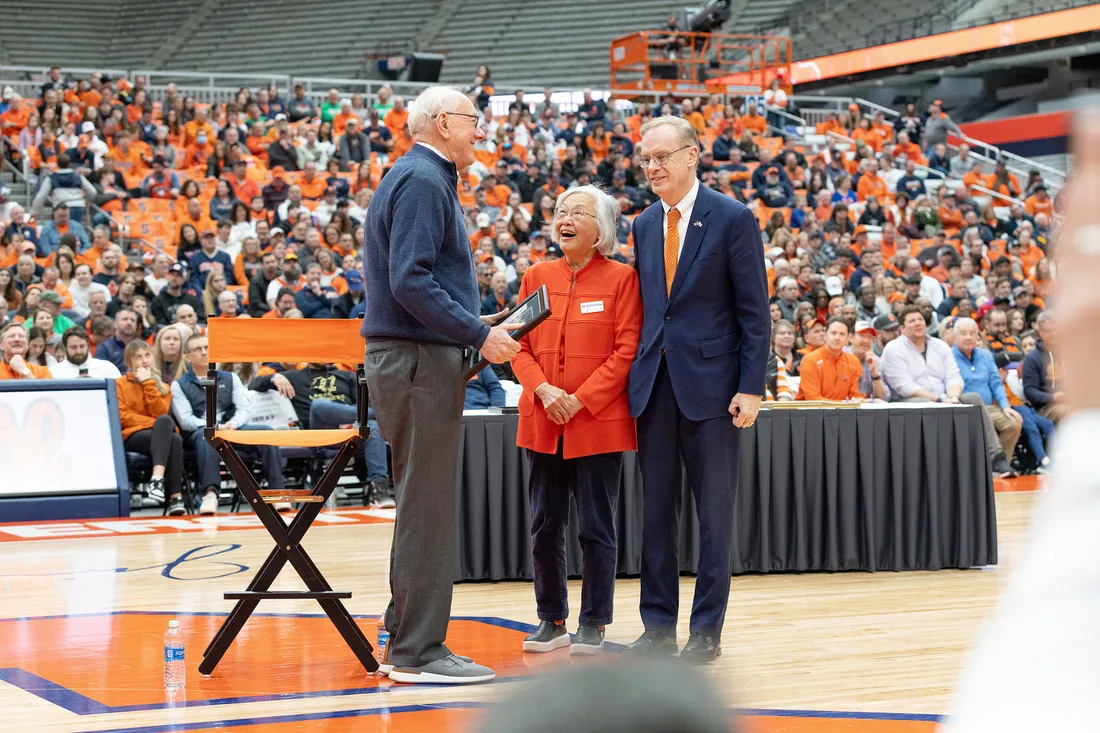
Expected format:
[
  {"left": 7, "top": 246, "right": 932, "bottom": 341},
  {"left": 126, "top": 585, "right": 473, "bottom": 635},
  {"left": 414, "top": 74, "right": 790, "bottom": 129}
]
[{"left": 361, "top": 144, "right": 489, "bottom": 348}]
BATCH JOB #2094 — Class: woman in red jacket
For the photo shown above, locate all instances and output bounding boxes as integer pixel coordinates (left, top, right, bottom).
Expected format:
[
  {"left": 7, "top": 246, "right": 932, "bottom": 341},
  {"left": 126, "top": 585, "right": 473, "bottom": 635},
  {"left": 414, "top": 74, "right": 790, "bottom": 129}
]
[{"left": 511, "top": 185, "right": 642, "bottom": 656}]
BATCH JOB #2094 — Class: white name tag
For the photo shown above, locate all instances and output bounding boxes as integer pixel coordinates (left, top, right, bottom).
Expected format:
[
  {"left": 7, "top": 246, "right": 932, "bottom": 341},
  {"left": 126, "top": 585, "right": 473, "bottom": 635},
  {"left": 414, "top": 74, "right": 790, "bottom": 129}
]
[{"left": 580, "top": 300, "right": 605, "bottom": 314}]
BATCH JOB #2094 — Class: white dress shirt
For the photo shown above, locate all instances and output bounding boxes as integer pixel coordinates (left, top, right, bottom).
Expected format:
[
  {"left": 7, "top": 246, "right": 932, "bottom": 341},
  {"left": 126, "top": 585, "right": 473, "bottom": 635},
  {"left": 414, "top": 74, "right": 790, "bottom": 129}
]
[
  {"left": 659, "top": 179, "right": 700, "bottom": 260},
  {"left": 50, "top": 357, "right": 121, "bottom": 379},
  {"left": 416, "top": 141, "right": 449, "bottom": 162}
]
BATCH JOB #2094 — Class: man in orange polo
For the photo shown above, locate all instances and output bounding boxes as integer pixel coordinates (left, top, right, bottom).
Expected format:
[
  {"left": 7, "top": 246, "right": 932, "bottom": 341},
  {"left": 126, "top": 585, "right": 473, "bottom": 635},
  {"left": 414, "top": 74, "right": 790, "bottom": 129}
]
[
  {"left": 796, "top": 317, "right": 864, "bottom": 401},
  {"left": 0, "top": 324, "right": 52, "bottom": 379}
]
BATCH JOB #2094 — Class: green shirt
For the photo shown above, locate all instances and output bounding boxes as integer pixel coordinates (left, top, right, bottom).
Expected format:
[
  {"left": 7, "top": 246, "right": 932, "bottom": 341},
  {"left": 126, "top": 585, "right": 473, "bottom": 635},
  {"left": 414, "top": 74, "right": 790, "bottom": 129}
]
[
  {"left": 24, "top": 311, "right": 76, "bottom": 335},
  {"left": 320, "top": 102, "right": 342, "bottom": 124}
]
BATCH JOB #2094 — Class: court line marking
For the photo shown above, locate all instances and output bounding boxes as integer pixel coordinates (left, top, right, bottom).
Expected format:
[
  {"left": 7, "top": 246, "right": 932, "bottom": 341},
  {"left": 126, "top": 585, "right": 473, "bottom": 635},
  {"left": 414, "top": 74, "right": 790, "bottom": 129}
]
[{"left": 0, "top": 611, "right": 942, "bottom": 724}]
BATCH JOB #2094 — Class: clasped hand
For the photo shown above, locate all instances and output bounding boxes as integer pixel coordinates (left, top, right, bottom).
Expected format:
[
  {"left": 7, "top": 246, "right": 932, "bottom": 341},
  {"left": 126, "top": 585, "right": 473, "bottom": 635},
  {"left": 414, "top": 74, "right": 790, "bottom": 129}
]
[{"left": 536, "top": 383, "right": 583, "bottom": 425}]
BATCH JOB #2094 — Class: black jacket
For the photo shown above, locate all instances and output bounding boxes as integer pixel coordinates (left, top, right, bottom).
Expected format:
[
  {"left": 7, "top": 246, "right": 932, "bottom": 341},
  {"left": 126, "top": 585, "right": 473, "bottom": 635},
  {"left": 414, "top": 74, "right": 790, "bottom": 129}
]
[{"left": 249, "top": 366, "right": 356, "bottom": 427}]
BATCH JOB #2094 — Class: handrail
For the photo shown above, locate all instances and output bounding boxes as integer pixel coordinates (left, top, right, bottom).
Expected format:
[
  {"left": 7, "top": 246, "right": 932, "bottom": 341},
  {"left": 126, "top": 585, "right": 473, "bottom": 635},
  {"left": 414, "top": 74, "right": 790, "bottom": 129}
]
[
  {"left": 772, "top": 108, "right": 807, "bottom": 126},
  {"left": 970, "top": 183, "right": 1026, "bottom": 208},
  {"left": 854, "top": 97, "right": 900, "bottom": 120}
]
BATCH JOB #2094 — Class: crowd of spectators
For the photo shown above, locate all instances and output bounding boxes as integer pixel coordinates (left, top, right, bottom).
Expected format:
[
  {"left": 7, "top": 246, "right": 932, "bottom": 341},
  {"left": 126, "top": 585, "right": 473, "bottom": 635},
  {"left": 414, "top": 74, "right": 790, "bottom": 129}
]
[{"left": 0, "top": 66, "right": 1064, "bottom": 489}]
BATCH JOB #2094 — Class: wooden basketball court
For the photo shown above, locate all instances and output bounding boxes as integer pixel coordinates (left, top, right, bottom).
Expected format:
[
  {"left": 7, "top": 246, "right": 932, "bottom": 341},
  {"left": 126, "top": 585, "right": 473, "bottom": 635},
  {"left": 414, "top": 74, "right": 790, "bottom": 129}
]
[{"left": 0, "top": 479, "right": 1039, "bottom": 732}]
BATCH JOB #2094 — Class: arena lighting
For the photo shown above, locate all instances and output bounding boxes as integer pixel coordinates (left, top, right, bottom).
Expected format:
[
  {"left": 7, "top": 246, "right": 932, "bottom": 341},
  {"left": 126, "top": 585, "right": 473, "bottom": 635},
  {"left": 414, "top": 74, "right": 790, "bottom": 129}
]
[{"left": 689, "top": 0, "right": 732, "bottom": 33}]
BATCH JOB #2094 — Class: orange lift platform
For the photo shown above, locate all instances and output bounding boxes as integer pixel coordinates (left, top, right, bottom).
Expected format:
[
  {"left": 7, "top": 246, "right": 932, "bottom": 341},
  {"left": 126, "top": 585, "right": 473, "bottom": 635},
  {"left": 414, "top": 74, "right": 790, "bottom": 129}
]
[{"left": 609, "top": 30, "right": 790, "bottom": 97}]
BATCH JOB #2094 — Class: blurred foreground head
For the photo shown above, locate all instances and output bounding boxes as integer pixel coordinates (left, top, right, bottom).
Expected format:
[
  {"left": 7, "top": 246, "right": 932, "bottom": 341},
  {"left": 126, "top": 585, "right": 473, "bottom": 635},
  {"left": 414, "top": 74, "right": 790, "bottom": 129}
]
[{"left": 475, "top": 658, "right": 736, "bottom": 733}]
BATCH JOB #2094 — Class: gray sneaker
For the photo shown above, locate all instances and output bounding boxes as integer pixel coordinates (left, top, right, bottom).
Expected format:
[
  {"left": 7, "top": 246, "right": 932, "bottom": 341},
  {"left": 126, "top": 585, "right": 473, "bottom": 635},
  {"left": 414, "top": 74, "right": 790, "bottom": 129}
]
[{"left": 387, "top": 653, "right": 495, "bottom": 684}]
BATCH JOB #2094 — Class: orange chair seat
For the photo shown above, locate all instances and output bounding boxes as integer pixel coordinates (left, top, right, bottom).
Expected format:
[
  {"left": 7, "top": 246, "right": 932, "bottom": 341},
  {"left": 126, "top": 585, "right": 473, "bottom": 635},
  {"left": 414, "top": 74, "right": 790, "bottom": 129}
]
[{"left": 215, "top": 428, "right": 357, "bottom": 447}]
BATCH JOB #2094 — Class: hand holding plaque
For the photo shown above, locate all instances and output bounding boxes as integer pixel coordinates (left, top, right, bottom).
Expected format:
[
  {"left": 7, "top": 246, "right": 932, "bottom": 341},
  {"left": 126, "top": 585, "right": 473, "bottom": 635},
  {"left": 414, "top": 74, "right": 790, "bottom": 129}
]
[{"left": 464, "top": 285, "right": 552, "bottom": 380}]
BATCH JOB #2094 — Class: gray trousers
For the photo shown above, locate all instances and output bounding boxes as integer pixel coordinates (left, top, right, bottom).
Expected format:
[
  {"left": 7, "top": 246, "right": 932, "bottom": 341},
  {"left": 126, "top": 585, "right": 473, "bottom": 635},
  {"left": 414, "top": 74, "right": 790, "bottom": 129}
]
[
  {"left": 901, "top": 393, "right": 1006, "bottom": 460},
  {"left": 364, "top": 339, "right": 466, "bottom": 667}
]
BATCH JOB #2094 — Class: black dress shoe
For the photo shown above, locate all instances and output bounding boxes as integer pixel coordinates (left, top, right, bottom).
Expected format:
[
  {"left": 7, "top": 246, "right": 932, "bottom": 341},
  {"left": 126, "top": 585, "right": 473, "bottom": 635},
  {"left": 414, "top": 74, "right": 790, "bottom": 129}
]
[
  {"left": 626, "top": 628, "right": 678, "bottom": 655},
  {"left": 680, "top": 632, "right": 722, "bottom": 664}
]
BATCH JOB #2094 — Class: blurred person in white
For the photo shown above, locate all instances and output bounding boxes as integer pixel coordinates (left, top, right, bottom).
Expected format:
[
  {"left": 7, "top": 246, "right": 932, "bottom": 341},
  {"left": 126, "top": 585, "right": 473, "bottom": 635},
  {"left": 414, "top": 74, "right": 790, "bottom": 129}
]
[
  {"left": 50, "top": 327, "right": 121, "bottom": 379},
  {"left": 945, "top": 109, "right": 1100, "bottom": 733}
]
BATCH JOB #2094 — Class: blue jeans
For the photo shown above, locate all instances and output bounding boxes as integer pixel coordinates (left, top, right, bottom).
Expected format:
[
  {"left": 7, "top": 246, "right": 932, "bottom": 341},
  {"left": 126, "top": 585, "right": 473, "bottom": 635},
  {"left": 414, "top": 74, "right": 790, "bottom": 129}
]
[
  {"left": 185, "top": 423, "right": 285, "bottom": 492},
  {"left": 1015, "top": 405, "right": 1054, "bottom": 463},
  {"left": 308, "top": 399, "right": 388, "bottom": 481}
]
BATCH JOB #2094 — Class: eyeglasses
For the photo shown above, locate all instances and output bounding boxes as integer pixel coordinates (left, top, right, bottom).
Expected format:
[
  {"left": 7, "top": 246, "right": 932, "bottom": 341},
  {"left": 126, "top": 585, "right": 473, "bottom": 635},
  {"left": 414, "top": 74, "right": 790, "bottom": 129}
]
[
  {"left": 189, "top": 345, "right": 209, "bottom": 353},
  {"left": 553, "top": 207, "right": 597, "bottom": 221},
  {"left": 433, "top": 111, "right": 480, "bottom": 122},
  {"left": 638, "top": 145, "right": 691, "bottom": 168}
]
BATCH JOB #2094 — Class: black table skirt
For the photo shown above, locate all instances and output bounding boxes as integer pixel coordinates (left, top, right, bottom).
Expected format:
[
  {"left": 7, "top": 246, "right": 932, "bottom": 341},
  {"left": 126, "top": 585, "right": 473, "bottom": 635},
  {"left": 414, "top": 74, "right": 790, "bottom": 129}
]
[{"left": 455, "top": 406, "right": 997, "bottom": 582}]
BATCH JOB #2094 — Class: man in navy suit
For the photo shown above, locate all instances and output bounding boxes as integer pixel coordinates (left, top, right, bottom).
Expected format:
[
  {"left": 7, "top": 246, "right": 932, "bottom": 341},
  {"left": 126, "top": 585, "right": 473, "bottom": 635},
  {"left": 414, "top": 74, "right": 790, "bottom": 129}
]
[{"left": 626, "top": 116, "right": 770, "bottom": 663}]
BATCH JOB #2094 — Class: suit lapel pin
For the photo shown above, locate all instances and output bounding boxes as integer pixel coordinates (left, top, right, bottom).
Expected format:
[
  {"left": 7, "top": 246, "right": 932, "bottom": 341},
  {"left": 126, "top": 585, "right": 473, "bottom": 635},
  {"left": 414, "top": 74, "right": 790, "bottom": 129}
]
[{"left": 693, "top": 220, "right": 703, "bottom": 228}]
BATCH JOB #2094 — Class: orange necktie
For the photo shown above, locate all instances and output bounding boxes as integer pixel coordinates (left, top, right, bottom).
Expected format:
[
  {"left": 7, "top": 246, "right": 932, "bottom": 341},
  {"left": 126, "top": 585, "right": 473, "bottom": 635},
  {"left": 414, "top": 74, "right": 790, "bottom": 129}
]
[{"left": 664, "top": 207, "right": 681, "bottom": 296}]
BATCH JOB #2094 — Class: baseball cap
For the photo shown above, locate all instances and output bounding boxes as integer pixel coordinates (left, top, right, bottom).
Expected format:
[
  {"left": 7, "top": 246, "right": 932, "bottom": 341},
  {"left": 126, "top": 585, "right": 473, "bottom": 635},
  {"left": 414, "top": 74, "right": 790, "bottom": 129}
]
[
  {"left": 853, "top": 225, "right": 868, "bottom": 236},
  {"left": 824, "top": 275, "right": 843, "bottom": 296},
  {"left": 344, "top": 269, "right": 364, "bottom": 292},
  {"left": 271, "top": 166, "right": 286, "bottom": 177},
  {"left": 993, "top": 351, "right": 1012, "bottom": 370},
  {"left": 270, "top": 227, "right": 285, "bottom": 236},
  {"left": 872, "top": 313, "right": 900, "bottom": 331},
  {"left": 476, "top": 213, "right": 490, "bottom": 228},
  {"left": 80, "top": 121, "right": 96, "bottom": 134},
  {"left": 284, "top": 251, "right": 298, "bottom": 261},
  {"left": 545, "top": 244, "right": 563, "bottom": 259},
  {"left": 274, "top": 113, "right": 287, "bottom": 121},
  {"left": 201, "top": 228, "right": 216, "bottom": 237},
  {"left": 853, "top": 320, "right": 876, "bottom": 335},
  {"left": 502, "top": 142, "right": 513, "bottom": 149},
  {"left": 39, "top": 290, "right": 63, "bottom": 305},
  {"left": 168, "top": 262, "right": 187, "bottom": 275},
  {"left": 153, "top": 155, "right": 166, "bottom": 166},
  {"left": 1, "top": 86, "right": 13, "bottom": 100}
]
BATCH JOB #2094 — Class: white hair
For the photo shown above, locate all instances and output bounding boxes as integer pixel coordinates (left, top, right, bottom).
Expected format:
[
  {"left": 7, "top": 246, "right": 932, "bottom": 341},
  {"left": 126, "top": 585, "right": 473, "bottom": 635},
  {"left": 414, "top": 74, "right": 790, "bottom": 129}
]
[
  {"left": 954, "top": 317, "right": 978, "bottom": 333},
  {"left": 408, "top": 86, "right": 475, "bottom": 138},
  {"left": 777, "top": 276, "right": 798, "bottom": 291},
  {"left": 554, "top": 185, "right": 620, "bottom": 257}
]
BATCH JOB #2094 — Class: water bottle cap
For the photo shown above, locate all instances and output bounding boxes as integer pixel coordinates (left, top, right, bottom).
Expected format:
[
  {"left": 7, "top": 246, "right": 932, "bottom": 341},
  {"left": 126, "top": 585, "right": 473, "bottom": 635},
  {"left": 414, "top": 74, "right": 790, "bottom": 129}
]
[{"left": 168, "top": 620, "right": 179, "bottom": 628}]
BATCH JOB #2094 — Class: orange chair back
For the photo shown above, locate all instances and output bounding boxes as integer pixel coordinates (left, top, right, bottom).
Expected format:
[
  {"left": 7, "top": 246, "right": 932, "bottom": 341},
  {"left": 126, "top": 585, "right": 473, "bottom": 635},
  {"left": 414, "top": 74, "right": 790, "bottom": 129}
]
[{"left": 207, "top": 318, "right": 365, "bottom": 364}]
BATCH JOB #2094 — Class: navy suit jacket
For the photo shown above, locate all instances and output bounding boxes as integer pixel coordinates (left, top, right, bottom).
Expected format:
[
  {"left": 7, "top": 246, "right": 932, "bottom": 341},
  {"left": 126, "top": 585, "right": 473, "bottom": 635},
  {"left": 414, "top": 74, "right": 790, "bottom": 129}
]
[{"left": 628, "top": 185, "right": 770, "bottom": 421}]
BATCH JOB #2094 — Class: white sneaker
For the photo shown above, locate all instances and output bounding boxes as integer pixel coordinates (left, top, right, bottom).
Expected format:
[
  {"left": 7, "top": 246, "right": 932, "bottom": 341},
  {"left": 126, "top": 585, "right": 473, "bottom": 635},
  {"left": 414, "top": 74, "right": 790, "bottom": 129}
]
[{"left": 199, "top": 492, "right": 219, "bottom": 515}]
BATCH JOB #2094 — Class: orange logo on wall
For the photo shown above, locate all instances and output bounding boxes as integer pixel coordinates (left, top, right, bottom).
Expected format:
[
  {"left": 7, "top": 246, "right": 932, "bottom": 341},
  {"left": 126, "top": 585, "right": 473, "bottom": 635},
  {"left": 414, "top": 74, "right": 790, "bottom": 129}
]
[{"left": 0, "top": 398, "right": 75, "bottom": 489}]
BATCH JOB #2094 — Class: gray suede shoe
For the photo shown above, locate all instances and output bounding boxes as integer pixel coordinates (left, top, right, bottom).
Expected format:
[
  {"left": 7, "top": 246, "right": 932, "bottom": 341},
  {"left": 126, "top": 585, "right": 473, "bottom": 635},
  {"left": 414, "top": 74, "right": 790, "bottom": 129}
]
[{"left": 387, "top": 654, "right": 496, "bottom": 684}]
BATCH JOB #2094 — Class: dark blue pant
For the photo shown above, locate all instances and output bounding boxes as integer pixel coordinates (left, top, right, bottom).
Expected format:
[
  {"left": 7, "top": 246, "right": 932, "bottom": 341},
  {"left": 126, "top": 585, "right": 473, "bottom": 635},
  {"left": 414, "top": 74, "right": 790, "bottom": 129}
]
[
  {"left": 1015, "top": 405, "right": 1054, "bottom": 463},
  {"left": 637, "top": 359, "right": 740, "bottom": 638},
  {"left": 527, "top": 443, "right": 623, "bottom": 627},
  {"left": 308, "top": 399, "right": 388, "bottom": 481},
  {"left": 186, "top": 424, "right": 285, "bottom": 492}
]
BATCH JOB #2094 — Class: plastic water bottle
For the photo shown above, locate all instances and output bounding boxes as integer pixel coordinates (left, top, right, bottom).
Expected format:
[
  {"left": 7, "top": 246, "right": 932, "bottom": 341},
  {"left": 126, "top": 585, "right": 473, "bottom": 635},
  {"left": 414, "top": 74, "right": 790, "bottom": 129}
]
[
  {"left": 376, "top": 616, "right": 389, "bottom": 665},
  {"left": 164, "top": 620, "right": 186, "bottom": 692}
]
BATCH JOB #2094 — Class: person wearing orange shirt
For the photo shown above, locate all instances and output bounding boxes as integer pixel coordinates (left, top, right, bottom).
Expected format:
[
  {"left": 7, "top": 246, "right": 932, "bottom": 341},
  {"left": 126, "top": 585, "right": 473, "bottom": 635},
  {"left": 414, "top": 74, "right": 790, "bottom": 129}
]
[
  {"left": 109, "top": 132, "right": 148, "bottom": 186},
  {"left": 856, "top": 159, "right": 888, "bottom": 201},
  {"left": 0, "top": 324, "right": 53, "bottom": 379},
  {"left": 585, "top": 122, "right": 611, "bottom": 163},
  {"left": 1024, "top": 185, "right": 1054, "bottom": 217},
  {"left": 482, "top": 174, "right": 513, "bottom": 210},
  {"left": 261, "top": 287, "right": 298, "bottom": 319},
  {"left": 984, "top": 162, "right": 1021, "bottom": 202},
  {"left": 852, "top": 118, "right": 881, "bottom": 154},
  {"left": 183, "top": 107, "right": 215, "bottom": 148},
  {"left": 226, "top": 158, "right": 261, "bottom": 202},
  {"left": 701, "top": 95, "right": 724, "bottom": 128},
  {"left": 680, "top": 99, "right": 706, "bottom": 134},
  {"left": 383, "top": 97, "right": 409, "bottom": 138},
  {"left": 938, "top": 192, "right": 965, "bottom": 237},
  {"left": 796, "top": 318, "right": 864, "bottom": 401},
  {"left": 741, "top": 102, "right": 768, "bottom": 135},
  {"left": 816, "top": 112, "right": 844, "bottom": 138},
  {"left": 0, "top": 98, "right": 30, "bottom": 142},
  {"left": 510, "top": 185, "right": 641, "bottom": 656},
  {"left": 962, "top": 162, "right": 986, "bottom": 199},
  {"left": 298, "top": 162, "right": 327, "bottom": 199},
  {"left": 892, "top": 130, "right": 925, "bottom": 166}
]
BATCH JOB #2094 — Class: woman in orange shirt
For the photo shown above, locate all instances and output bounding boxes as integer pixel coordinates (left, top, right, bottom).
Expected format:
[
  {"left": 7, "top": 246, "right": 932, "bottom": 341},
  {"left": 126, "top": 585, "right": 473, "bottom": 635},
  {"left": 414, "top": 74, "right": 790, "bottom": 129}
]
[
  {"left": 116, "top": 340, "right": 186, "bottom": 514},
  {"left": 511, "top": 186, "right": 641, "bottom": 655}
]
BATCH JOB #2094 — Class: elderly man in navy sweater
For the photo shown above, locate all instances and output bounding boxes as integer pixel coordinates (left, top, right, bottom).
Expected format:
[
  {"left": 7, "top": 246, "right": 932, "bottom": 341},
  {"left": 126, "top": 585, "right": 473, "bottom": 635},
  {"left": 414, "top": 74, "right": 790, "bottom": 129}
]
[{"left": 361, "top": 86, "right": 522, "bottom": 685}]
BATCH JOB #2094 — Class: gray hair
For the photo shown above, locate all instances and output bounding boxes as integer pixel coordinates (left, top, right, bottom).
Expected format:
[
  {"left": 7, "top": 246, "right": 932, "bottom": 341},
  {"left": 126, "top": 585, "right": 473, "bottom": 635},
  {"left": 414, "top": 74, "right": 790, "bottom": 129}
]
[
  {"left": 554, "top": 185, "right": 619, "bottom": 257},
  {"left": 639, "top": 115, "right": 699, "bottom": 156},
  {"left": 408, "top": 86, "right": 475, "bottom": 138}
]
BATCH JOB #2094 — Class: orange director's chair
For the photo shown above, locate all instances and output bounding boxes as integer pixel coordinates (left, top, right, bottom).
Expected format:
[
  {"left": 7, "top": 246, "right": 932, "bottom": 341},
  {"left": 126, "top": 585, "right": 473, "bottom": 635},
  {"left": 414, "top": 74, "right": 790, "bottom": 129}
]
[{"left": 197, "top": 318, "right": 379, "bottom": 675}]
